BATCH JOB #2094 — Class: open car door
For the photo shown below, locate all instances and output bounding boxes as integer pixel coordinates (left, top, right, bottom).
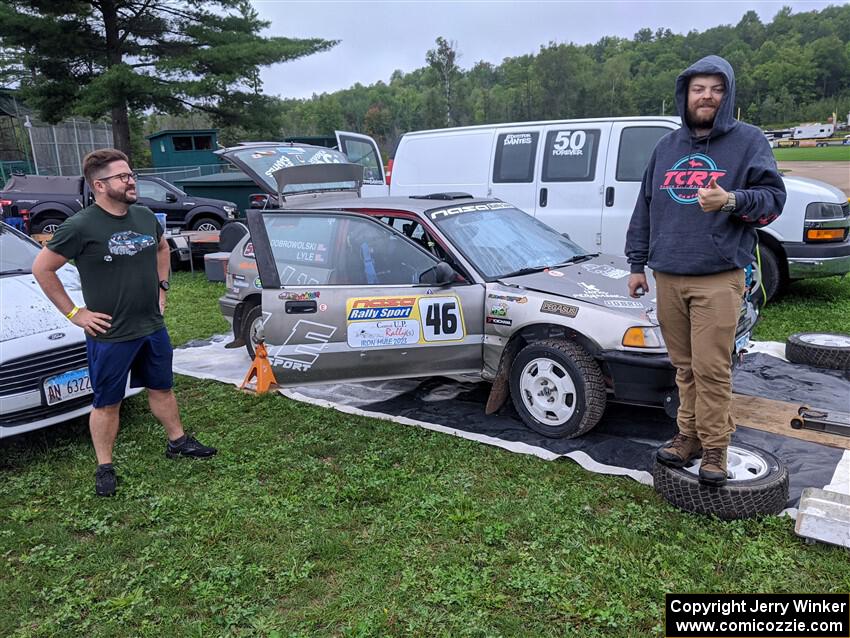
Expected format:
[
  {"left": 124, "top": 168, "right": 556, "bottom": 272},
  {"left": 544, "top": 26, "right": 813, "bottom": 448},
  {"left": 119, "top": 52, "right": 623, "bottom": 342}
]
[
  {"left": 335, "top": 131, "right": 388, "bottom": 196},
  {"left": 246, "top": 209, "right": 485, "bottom": 386}
]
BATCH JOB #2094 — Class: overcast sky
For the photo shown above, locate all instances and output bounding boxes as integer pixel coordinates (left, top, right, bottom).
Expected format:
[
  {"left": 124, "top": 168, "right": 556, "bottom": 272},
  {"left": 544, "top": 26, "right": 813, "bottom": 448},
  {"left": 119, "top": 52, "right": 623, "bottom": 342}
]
[{"left": 254, "top": 0, "right": 844, "bottom": 99}]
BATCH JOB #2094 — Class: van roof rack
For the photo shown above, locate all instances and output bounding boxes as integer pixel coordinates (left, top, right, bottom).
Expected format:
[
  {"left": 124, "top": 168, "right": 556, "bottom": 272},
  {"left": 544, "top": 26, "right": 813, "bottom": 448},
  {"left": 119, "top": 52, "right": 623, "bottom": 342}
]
[{"left": 409, "top": 192, "right": 473, "bottom": 200}]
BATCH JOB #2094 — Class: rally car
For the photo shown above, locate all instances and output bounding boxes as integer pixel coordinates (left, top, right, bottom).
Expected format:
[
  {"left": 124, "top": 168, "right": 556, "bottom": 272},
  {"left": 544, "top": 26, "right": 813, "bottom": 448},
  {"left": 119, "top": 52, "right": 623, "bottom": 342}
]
[{"left": 216, "top": 142, "right": 759, "bottom": 439}]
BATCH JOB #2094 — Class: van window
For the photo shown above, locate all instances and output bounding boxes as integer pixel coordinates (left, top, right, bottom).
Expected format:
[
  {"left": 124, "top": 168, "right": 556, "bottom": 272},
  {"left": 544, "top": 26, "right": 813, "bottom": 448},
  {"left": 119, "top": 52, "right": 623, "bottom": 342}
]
[
  {"left": 493, "top": 132, "right": 539, "bottom": 183},
  {"left": 616, "top": 127, "right": 671, "bottom": 181},
  {"left": 541, "top": 129, "right": 600, "bottom": 182}
]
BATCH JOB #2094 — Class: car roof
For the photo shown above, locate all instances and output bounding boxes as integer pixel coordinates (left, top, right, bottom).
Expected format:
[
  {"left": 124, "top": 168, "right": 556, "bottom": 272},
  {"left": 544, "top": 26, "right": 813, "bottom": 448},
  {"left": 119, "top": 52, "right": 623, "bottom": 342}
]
[{"left": 286, "top": 195, "right": 505, "bottom": 214}]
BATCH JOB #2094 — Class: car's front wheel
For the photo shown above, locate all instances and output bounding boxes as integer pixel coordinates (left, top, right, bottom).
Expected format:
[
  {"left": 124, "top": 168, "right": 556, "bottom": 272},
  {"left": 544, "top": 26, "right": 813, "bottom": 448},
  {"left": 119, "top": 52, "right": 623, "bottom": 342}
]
[
  {"left": 241, "top": 303, "right": 264, "bottom": 360},
  {"left": 509, "top": 339, "right": 606, "bottom": 439}
]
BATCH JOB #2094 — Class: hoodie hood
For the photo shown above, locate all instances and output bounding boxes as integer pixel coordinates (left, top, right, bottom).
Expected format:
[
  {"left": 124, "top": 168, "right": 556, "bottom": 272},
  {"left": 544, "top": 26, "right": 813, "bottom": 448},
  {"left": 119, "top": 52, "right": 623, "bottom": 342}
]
[{"left": 675, "top": 55, "right": 737, "bottom": 138}]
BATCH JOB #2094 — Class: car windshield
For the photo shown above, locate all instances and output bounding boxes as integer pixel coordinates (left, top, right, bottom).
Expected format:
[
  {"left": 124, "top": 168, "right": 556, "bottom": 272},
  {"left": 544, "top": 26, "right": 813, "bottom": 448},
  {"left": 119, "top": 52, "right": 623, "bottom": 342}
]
[
  {"left": 228, "top": 145, "right": 355, "bottom": 195},
  {"left": 429, "top": 204, "right": 590, "bottom": 279},
  {"left": 0, "top": 224, "right": 40, "bottom": 275}
]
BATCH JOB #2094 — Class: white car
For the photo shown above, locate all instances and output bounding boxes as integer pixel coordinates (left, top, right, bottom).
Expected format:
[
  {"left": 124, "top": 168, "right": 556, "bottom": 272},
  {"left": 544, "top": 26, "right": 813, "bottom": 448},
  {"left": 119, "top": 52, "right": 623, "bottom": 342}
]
[{"left": 0, "top": 223, "right": 135, "bottom": 438}]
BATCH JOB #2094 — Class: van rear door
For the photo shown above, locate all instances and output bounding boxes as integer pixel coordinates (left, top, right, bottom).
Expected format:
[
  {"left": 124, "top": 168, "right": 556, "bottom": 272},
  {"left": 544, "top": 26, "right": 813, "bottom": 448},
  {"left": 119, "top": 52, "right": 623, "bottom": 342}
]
[
  {"left": 600, "top": 122, "right": 677, "bottom": 255},
  {"left": 531, "top": 123, "right": 611, "bottom": 252},
  {"left": 334, "top": 131, "right": 388, "bottom": 196}
]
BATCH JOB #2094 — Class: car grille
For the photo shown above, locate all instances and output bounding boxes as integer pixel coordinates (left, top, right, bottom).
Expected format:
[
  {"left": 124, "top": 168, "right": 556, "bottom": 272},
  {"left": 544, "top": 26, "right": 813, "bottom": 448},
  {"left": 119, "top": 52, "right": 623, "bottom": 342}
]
[
  {"left": 0, "top": 343, "right": 88, "bottom": 397},
  {"left": 0, "top": 395, "right": 92, "bottom": 427}
]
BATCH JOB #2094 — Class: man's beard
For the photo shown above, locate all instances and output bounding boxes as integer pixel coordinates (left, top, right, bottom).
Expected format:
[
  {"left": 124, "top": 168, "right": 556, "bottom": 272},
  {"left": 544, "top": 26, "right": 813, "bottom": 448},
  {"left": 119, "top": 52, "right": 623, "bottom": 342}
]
[
  {"left": 687, "top": 102, "right": 718, "bottom": 129},
  {"left": 105, "top": 183, "right": 137, "bottom": 204}
]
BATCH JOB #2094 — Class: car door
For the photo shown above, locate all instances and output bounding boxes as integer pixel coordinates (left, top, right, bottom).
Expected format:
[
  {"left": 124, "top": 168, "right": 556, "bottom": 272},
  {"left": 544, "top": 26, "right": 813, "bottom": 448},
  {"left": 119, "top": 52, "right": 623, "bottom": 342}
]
[
  {"left": 334, "top": 131, "right": 388, "bottom": 196},
  {"left": 533, "top": 123, "right": 611, "bottom": 252},
  {"left": 136, "top": 178, "right": 182, "bottom": 226},
  {"left": 246, "top": 209, "right": 485, "bottom": 385},
  {"left": 600, "top": 122, "right": 676, "bottom": 255},
  {"left": 487, "top": 127, "right": 542, "bottom": 216}
]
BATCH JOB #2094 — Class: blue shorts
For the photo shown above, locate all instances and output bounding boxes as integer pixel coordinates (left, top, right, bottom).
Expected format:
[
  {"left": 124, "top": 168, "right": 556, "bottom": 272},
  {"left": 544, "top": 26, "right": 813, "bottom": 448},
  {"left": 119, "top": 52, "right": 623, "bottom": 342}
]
[{"left": 86, "top": 327, "right": 174, "bottom": 408}]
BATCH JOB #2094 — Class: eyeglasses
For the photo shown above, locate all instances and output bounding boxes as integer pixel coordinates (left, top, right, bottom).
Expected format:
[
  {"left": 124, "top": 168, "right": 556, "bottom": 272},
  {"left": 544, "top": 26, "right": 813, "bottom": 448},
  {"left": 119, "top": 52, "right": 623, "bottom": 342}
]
[{"left": 96, "top": 172, "right": 137, "bottom": 184}]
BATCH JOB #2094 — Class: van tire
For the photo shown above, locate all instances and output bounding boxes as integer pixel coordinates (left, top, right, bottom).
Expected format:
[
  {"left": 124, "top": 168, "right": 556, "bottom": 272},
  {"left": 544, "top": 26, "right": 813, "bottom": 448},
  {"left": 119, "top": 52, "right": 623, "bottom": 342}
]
[
  {"left": 757, "top": 244, "right": 781, "bottom": 302},
  {"left": 653, "top": 443, "right": 789, "bottom": 519},
  {"left": 509, "top": 339, "right": 606, "bottom": 439},
  {"left": 785, "top": 332, "right": 850, "bottom": 370},
  {"left": 31, "top": 217, "right": 65, "bottom": 235}
]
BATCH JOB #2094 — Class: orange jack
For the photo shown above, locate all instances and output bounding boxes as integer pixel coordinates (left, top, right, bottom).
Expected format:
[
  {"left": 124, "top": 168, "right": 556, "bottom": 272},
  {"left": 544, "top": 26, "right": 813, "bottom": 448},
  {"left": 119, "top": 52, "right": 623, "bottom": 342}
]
[{"left": 240, "top": 341, "right": 278, "bottom": 393}]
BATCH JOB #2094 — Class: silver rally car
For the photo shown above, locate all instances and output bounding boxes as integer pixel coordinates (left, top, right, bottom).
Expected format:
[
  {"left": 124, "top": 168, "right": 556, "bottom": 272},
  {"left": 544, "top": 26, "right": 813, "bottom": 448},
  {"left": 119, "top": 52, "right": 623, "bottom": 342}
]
[{"left": 218, "top": 143, "right": 758, "bottom": 439}]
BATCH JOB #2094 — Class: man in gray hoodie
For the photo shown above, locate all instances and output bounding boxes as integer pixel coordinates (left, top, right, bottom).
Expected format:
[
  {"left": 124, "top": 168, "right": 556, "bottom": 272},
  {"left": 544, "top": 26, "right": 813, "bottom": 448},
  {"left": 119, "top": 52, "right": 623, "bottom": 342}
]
[{"left": 625, "top": 55, "right": 786, "bottom": 485}]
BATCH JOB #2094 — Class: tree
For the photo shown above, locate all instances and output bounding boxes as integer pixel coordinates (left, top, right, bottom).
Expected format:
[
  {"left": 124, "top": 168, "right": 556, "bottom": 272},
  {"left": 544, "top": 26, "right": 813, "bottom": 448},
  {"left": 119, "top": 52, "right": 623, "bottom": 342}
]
[
  {"left": 0, "top": 1, "right": 337, "bottom": 161},
  {"left": 426, "top": 37, "right": 460, "bottom": 126}
]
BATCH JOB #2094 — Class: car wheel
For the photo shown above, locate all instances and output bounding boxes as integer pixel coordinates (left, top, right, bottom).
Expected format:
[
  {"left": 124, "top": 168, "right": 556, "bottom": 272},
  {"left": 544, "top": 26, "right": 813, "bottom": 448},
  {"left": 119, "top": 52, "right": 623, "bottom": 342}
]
[
  {"left": 509, "top": 339, "right": 606, "bottom": 439},
  {"left": 653, "top": 442, "right": 789, "bottom": 519},
  {"left": 241, "top": 303, "right": 264, "bottom": 360},
  {"left": 756, "top": 243, "right": 782, "bottom": 302},
  {"left": 191, "top": 218, "right": 222, "bottom": 232},
  {"left": 785, "top": 332, "right": 850, "bottom": 370},
  {"left": 32, "top": 217, "right": 64, "bottom": 235}
]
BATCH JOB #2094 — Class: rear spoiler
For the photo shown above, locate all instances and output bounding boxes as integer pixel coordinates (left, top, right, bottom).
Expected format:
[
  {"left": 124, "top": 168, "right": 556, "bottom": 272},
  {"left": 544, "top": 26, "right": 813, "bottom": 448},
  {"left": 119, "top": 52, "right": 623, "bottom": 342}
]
[{"left": 272, "top": 164, "right": 363, "bottom": 203}]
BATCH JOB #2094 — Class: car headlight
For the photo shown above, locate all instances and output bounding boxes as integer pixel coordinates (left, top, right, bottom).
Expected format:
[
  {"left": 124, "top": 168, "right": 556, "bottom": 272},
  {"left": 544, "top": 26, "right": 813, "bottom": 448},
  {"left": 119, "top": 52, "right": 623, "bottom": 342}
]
[
  {"left": 622, "top": 326, "right": 665, "bottom": 348},
  {"left": 223, "top": 205, "right": 236, "bottom": 218}
]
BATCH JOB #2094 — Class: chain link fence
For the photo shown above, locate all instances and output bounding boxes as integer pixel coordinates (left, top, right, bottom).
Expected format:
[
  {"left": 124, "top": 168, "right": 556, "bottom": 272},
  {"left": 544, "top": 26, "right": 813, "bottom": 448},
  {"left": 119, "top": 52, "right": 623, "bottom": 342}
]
[{"left": 25, "top": 118, "right": 114, "bottom": 176}]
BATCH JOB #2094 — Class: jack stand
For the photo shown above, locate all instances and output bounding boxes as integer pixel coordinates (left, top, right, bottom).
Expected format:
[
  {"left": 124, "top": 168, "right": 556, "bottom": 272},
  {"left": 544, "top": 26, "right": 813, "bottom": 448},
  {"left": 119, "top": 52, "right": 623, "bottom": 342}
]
[
  {"left": 240, "top": 341, "right": 278, "bottom": 394},
  {"left": 791, "top": 407, "right": 850, "bottom": 438}
]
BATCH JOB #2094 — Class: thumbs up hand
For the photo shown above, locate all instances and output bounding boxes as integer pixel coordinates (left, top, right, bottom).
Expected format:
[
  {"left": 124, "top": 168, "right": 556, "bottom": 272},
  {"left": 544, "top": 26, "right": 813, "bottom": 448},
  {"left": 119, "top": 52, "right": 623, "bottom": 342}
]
[{"left": 697, "top": 176, "right": 728, "bottom": 212}]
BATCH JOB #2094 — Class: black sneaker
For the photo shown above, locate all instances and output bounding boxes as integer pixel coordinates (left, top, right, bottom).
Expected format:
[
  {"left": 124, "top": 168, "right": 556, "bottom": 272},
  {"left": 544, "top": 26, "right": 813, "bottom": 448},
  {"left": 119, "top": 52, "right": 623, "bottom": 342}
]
[
  {"left": 166, "top": 435, "right": 217, "bottom": 459},
  {"left": 95, "top": 465, "right": 117, "bottom": 497}
]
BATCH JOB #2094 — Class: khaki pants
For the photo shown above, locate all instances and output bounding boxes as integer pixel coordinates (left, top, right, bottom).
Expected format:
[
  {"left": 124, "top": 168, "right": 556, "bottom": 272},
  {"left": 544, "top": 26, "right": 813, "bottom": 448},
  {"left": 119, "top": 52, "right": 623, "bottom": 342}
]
[{"left": 654, "top": 269, "right": 745, "bottom": 449}]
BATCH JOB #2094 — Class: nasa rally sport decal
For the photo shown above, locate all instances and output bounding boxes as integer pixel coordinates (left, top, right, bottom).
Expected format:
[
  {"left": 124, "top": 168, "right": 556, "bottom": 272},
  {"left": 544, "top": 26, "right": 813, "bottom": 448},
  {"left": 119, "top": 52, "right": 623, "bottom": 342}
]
[{"left": 661, "top": 153, "right": 727, "bottom": 204}]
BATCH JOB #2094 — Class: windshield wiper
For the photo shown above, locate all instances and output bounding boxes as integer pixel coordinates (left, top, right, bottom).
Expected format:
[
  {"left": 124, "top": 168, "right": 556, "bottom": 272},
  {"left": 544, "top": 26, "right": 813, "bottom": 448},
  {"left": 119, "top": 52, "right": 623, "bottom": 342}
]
[
  {"left": 499, "top": 253, "right": 600, "bottom": 278},
  {"left": 498, "top": 265, "right": 549, "bottom": 278},
  {"left": 550, "top": 253, "right": 599, "bottom": 267}
]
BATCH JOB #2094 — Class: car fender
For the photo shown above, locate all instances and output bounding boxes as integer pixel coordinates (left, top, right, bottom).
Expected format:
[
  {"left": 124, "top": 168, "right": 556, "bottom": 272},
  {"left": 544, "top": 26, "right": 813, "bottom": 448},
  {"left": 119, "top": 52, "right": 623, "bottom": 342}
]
[
  {"left": 185, "top": 206, "right": 227, "bottom": 226},
  {"left": 29, "top": 202, "right": 76, "bottom": 224},
  {"left": 232, "top": 292, "right": 262, "bottom": 338}
]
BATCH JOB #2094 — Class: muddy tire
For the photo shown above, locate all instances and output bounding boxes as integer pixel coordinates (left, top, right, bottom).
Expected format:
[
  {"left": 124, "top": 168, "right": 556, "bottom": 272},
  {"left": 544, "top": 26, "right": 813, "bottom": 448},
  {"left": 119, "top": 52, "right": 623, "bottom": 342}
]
[
  {"left": 509, "top": 339, "right": 606, "bottom": 439},
  {"left": 785, "top": 333, "right": 850, "bottom": 371},
  {"left": 653, "top": 443, "right": 789, "bottom": 519}
]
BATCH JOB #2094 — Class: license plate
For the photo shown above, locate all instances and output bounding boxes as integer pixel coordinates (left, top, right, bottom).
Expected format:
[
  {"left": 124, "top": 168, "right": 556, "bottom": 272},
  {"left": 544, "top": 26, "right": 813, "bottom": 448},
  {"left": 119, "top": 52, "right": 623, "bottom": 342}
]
[
  {"left": 735, "top": 332, "right": 750, "bottom": 353},
  {"left": 43, "top": 367, "right": 93, "bottom": 406}
]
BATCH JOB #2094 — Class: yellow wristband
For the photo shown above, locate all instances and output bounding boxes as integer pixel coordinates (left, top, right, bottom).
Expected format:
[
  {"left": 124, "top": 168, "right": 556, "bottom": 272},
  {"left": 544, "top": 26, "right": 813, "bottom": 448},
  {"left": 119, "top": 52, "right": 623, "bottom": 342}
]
[{"left": 66, "top": 306, "right": 80, "bottom": 319}]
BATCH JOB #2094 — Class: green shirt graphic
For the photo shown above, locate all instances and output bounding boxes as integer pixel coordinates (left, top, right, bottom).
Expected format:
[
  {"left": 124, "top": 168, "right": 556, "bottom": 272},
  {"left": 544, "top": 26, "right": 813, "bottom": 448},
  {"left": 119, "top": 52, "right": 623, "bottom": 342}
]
[{"left": 47, "top": 203, "right": 165, "bottom": 342}]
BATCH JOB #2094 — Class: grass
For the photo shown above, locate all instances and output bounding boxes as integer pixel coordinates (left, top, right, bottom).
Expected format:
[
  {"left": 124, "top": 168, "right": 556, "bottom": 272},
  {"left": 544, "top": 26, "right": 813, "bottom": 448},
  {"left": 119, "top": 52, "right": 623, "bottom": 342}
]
[
  {"left": 773, "top": 145, "right": 850, "bottom": 161},
  {"left": 755, "top": 275, "right": 850, "bottom": 341},
  {"left": 1, "top": 272, "right": 849, "bottom": 637}
]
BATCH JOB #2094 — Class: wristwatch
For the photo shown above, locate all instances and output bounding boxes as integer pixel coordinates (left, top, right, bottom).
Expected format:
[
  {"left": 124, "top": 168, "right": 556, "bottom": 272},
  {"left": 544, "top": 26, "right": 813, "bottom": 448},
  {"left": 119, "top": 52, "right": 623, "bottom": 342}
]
[
  {"left": 720, "top": 191, "right": 737, "bottom": 213},
  {"left": 159, "top": 280, "right": 170, "bottom": 291}
]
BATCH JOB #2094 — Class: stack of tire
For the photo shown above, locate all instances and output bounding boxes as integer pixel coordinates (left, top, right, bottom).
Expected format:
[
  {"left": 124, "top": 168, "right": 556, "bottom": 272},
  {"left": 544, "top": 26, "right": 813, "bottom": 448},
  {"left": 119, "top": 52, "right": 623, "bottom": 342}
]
[{"left": 654, "top": 331, "right": 850, "bottom": 519}]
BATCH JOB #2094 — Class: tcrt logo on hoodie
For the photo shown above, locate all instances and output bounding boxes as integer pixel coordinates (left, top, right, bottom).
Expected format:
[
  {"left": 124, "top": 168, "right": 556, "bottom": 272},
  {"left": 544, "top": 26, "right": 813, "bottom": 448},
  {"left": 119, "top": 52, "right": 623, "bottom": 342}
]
[{"left": 660, "top": 153, "right": 726, "bottom": 205}]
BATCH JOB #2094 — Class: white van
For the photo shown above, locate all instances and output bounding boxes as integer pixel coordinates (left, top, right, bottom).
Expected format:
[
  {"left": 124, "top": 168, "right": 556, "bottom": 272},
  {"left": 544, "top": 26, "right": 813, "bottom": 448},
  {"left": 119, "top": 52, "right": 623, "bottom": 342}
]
[{"left": 386, "top": 117, "right": 850, "bottom": 300}]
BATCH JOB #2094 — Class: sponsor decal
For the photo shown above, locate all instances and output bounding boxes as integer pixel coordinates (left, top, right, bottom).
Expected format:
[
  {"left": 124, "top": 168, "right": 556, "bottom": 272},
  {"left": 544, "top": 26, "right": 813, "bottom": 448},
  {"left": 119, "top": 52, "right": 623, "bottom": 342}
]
[
  {"left": 582, "top": 263, "right": 630, "bottom": 279},
  {"left": 318, "top": 303, "right": 327, "bottom": 312},
  {"left": 348, "top": 320, "right": 421, "bottom": 348},
  {"left": 489, "top": 303, "right": 509, "bottom": 317},
  {"left": 603, "top": 299, "right": 645, "bottom": 309},
  {"left": 487, "top": 293, "right": 528, "bottom": 304},
  {"left": 264, "top": 154, "right": 295, "bottom": 177},
  {"left": 254, "top": 277, "right": 262, "bottom": 288},
  {"left": 251, "top": 150, "right": 276, "bottom": 158},
  {"left": 269, "top": 320, "right": 336, "bottom": 372},
  {"left": 503, "top": 133, "right": 533, "bottom": 145},
  {"left": 486, "top": 316, "right": 512, "bottom": 326},
  {"left": 232, "top": 274, "right": 246, "bottom": 281},
  {"left": 232, "top": 280, "right": 249, "bottom": 289},
  {"left": 238, "top": 261, "right": 256, "bottom": 270},
  {"left": 346, "top": 295, "right": 465, "bottom": 344},
  {"left": 279, "top": 264, "right": 320, "bottom": 286},
  {"left": 278, "top": 290, "right": 321, "bottom": 301},
  {"left": 540, "top": 300, "right": 579, "bottom": 318},
  {"left": 550, "top": 130, "right": 588, "bottom": 157},
  {"left": 661, "top": 153, "right": 727, "bottom": 204},
  {"left": 429, "top": 201, "right": 512, "bottom": 220},
  {"left": 573, "top": 281, "right": 627, "bottom": 300},
  {"left": 547, "top": 270, "right": 564, "bottom": 277}
]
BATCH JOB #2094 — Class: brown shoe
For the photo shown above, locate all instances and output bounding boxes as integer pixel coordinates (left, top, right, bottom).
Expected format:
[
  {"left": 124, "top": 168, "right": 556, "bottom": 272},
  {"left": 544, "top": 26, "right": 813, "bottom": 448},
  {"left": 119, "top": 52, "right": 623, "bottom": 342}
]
[
  {"left": 699, "top": 448, "right": 728, "bottom": 486},
  {"left": 656, "top": 432, "right": 702, "bottom": 468}
]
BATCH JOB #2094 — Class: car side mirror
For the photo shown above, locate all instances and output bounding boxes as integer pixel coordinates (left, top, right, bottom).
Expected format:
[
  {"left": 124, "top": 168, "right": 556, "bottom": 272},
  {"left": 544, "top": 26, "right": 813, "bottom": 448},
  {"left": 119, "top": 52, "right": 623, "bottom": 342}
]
[
  {"left": 165, "top": 193, "right": 178, "bottom": 203},
  {"left": 562, "top": 232, "right": 571, "bottom": 240},
  {"left": 419, "top": 261, "right": 456, "bottom": 286}
]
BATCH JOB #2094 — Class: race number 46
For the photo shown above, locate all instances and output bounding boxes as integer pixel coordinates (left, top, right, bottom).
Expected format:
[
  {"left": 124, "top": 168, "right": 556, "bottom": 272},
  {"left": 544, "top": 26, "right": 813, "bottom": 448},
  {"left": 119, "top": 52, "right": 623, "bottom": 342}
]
[{"left": 418, "top": 297, "right": 464, "bottom": 342}]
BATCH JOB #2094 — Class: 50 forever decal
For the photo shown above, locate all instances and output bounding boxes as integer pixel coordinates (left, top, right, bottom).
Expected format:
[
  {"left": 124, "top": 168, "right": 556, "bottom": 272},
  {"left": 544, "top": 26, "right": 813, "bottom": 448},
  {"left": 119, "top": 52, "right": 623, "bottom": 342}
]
[
  {"left": 346, "top": 295, "right": 465, "bottom": 348},
  {"left": 551, "top": 130, "right": 587, "bottom": 157}
]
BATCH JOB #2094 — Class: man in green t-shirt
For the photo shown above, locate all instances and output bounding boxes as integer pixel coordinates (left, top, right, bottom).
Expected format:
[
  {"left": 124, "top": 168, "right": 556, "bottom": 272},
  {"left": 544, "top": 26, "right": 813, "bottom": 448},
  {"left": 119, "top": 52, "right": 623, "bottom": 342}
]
[{"left": 33, "top": 149, "right": 216, "bottom": 497}]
